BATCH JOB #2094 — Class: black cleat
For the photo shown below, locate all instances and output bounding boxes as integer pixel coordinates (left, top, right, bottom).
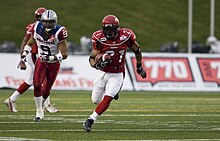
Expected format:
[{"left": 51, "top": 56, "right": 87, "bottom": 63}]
[
  {"left": 34, "top": 117, "right": 41, "bottom": 122},
  {"left": 113, "top": 94, "right": 119, "bottom": 100},
  {"left": 83, "top": 118, "right": 94, "bottom": 132}
]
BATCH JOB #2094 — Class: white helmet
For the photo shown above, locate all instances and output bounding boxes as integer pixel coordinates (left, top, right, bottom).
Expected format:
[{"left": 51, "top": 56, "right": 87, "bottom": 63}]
[{"left": 41, "top": 10, "right": 58, "bottom": 32}]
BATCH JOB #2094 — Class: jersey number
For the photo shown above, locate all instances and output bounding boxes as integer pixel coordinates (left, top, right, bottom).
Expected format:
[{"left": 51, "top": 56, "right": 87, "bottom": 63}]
[
  {"left": 41, "top": 45, "right": 51, "bottom": 56},
  {"left": 106, "top": 50, "right": 125, "bottom": 62}
]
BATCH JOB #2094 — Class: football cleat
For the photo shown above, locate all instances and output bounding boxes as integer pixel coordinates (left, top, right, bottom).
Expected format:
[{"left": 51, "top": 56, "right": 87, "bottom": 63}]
[
  {"left": 43, "top": 104, "right": 58, "bottom": 113},
  {"left": 113, "top": 94, "right": 119, "bottom": 100},
  {"left": 34, "top": 109, "right": 44, "bottom": 122},
  {"left": 4, "top": 98, "right": 17, "bottom": 112},
  {"left": 34, "top": 117, "right": 41, "bottom": 122},
  {"left": 83, "top": 118, "right": 94, "bottom": 132}
]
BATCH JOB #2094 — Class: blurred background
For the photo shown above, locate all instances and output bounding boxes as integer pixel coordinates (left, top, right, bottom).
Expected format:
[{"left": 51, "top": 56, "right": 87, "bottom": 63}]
[{"left": 0, "top": 0, "right": 220, "bottom": 54}]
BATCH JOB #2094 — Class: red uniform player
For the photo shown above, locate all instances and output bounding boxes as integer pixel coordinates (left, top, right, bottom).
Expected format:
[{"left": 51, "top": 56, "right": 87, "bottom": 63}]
[{"left": 83, "top": 14, "right": 146, "bottom": 132}]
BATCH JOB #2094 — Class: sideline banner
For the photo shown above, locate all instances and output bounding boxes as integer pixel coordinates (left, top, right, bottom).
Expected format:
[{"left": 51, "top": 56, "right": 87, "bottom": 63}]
[
  {"left": 1, "top": 53, "right": 220, "bottom": 91},
  {"left": 126, "top": 52, "right": 220, "bottom": 91},
  {"left": 0, "top": 53, "right": 133, "bottom": 91}
]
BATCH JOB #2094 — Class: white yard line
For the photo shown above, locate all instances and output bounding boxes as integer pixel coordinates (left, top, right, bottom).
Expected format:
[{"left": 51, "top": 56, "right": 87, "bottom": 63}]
[{"left": 1, "top": 114, "right": 220, "bottom": 117}]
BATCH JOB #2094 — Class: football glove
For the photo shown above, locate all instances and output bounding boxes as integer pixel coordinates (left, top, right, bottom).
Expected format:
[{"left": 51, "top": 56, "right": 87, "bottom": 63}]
[
  {"left": 40, "top": 55, "right": 55, "bottom": 62},
  {"left": 17, "top": 60, "right": 27, "bottom": 70},
  {"left": 94, "top": 58, "right": 111, "bottom": 70},
  {"left": 136, "top": 63, "right": 146, "bottom": 78},
  {"left": 41, "top": 55, "right": 50, "bottom": 62}
]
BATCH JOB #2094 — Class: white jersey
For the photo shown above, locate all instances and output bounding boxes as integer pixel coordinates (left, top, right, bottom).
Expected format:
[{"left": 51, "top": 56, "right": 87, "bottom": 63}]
[{"left": 32, "top": 21, "right": 67, "bottom": 57}]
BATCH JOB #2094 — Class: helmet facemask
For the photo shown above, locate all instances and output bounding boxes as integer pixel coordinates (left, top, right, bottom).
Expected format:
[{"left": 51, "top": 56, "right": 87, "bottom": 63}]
[
  {"left": 102, "top": 24, "right": 119, "bottom": 39},
  {"left": 42, "top": 20, "right": 56, "bottom": 32},
  {"left": 41, "top": 10, "right": 58, "bottom": 32}
]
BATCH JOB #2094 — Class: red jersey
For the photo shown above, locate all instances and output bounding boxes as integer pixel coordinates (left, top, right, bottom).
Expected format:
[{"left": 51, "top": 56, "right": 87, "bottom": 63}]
[
  {"left": 25, "top": 22, "right": 38, "bottom": 54},
  {"left": 91, "top": 28, "right": 136, "bottom": 73}
]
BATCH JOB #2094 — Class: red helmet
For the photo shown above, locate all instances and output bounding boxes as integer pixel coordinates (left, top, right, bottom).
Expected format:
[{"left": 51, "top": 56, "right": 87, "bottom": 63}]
[
  {"left": 34, "top": 7, "right": 46, "bottom": 21},
  {"left": 102, "top": 15, "right": 120, "bottom": 39}
]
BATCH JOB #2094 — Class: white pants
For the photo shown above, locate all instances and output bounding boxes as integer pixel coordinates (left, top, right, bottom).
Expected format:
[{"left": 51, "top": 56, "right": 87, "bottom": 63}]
[
  {"left": 24, "top": 53, "right": 35, "bottom": 85},
  {"left": 91, "top": 71, "right": 123, "bottom": 104}
]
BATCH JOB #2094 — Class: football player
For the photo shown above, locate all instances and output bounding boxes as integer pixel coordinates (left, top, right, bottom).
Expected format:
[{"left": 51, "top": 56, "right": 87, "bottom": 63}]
[
  {"left": 83, "top": 14, "right": 146, "bottom": 132},
  {"left": 21, "top": 10, "right": 68, "bottom": 122},
  {"left": 4, "top": 7, "right": 58, "bottom": 113}
]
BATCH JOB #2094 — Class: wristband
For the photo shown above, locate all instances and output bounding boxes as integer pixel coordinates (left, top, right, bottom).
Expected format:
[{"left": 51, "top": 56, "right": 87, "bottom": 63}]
[
  {"left": 55, "top": 53, "right": 63, "bottom": 61},
  {"left": 21, "top": 51, "right": 28, "bottom": 58},
  {"left": 49, "top": 56, "right": 55, "bottom": 61},
  {"left": 23, "top": 45, "right": 32, "bottom": 53}
]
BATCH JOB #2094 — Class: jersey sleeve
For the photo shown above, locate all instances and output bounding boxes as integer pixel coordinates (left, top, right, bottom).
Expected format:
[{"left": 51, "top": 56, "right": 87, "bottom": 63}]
[
  {"left": 91, "top": 31, "right": 102, "bottom": 50},
  {"left": 127, "top": 29, "right": 136, "bottom": 47},
  {"left": 25, "top": 23, "right": 34, "bottom": 38},
  {"left": 58, "top": 27, "right": 68, "bottom": 43},
  {"left": 91, "top": 34, "right": 98, "bottom": 50}
]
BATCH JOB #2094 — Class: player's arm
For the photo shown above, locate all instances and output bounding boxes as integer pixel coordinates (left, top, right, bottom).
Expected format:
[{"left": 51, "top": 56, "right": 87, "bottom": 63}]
[
  {"left": 21, "top": 36, "right": 35, "bottom": 59},
  {"left": 57, "top": 39, "right": 68, "bottom": 60},
  {"left": 20, "top": 36, "right": 29, "bottom": 57},
  {"left": 89, "top": 49, "right": 101, "bottom": 68},
  {"left": 130, "top": 41, "right": 142, "bottom": 64},
  {"left": 129, "top": 41, "right": 146, "bottom": 78},
  {"left": 17, "top": 36, "right": 30, "bottom": 70}
]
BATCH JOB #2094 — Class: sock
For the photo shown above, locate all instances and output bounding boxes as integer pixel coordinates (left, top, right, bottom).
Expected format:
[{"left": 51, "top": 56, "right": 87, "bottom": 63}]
[
  {"left": 10, "top": 90, "right": 21, "bottom": 102},
  {"left": 43, "top": 96, "right": 51, "bottom": 106},
  {"left": 10, "top": 82, "right": 31, "bottom": 101},
  {"left": 17, "top": 82, "right": 31, "bottom": 94},
  {"left": 89, "top": 111, "right": 100, "bottom": 121},
  {"left": 95, "top": 95, "right": 113, "bottom": 115},
  {"left": 34, "top": 96, "right": 43, "bottom": 111}
]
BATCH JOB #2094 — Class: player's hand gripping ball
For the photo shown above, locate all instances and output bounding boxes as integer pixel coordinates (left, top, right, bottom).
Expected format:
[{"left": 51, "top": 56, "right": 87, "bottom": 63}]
[{"left": 94, "top": 53, "right": 111, "bottom": 70}]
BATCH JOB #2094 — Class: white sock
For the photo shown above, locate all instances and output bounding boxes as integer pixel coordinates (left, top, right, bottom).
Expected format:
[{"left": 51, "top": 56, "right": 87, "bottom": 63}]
[
  {"left": 89, "top": 111, "right": 100, "bottom": 121},
  {"left": 43, "top": 96, "right": 51, "bottom": 106},
  {"left": 10, "top": 90, "right": 21, "bottom": 102},
  {"left": 34, "top": 96, "right": 43, "bottom": 111}
]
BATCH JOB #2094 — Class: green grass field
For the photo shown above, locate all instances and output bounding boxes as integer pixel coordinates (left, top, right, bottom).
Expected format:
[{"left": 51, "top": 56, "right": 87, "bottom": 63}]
[{"left": 0, "top": 89, "right": 220, "bottom": 140}]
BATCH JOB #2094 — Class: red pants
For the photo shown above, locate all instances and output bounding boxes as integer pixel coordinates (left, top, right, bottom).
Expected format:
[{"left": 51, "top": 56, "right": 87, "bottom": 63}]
[{"left": 33, "top": 58, "right": 60, "bottom": 99}]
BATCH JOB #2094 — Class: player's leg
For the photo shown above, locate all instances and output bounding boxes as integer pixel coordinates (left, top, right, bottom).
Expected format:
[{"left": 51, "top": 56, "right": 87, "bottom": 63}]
[
  {"left": 91, "top": 72, "right": 106, "bottom": 104},
  {"left": 4, "top": 54, "right": 34, "bottom": 112},
  {"left": 33, "top": 59, "right": 47, "bottom": 122},
  {"left": 41, "top": 77, "right": 58, "bottom": 113},
  {"left": 41, "top": 62, "right": 60, "bottom": 113},
  {"left": 83, "top": 72, "right": 123, "bottom": 132}
]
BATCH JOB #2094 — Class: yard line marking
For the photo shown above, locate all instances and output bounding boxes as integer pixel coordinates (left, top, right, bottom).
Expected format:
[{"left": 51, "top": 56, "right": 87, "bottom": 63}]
[
  {"left": 0, "top": 137, "right": 51, "bottom": 141},
  {"left": 1, "top": 114, "right": 220, "bottom": 117},
  {"left": 0, "top": 138, "right": 220, "bottom": 141},
  {"left": 1, "top": 128, "right": 220, "bottom": 132}
]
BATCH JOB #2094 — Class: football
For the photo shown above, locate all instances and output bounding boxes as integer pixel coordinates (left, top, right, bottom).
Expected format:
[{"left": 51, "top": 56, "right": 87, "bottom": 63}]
[{"left": 95, "top": 53, "right": 111, "bottom": 63}]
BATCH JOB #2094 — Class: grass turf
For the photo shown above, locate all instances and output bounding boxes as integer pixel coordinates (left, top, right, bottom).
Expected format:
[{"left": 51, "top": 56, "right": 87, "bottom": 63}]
[{"left": 0, "top": 90, "right": 220, "bottom": 140}]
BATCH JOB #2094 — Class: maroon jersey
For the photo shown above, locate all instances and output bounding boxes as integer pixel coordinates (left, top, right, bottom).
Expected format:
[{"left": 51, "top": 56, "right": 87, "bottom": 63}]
[
  {"left": 25, "top": 22, "right": 38, "bottom": 54},
  {"left": 91, "top": 28, "right": 136, "bottom": 73}
]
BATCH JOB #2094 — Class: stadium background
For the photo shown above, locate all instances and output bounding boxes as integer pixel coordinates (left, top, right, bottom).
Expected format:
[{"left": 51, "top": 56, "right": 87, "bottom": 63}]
[{"left": 1, "top": 0, "right": 220, "bottom": 52}]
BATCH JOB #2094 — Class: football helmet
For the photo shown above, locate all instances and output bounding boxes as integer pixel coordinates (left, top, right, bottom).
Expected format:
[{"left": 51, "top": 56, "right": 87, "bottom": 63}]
[
  {"left": 102, "top": 15, "right": 120, "bottom": 39},
  {"left": 34, "top": 7, "right": 46, "bottom": 21},
  {"left": 41, "top": 10, "right": 58, "bottom": 32}
]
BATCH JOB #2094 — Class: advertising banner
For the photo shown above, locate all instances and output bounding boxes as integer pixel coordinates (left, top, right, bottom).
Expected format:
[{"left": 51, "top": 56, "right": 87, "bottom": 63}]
[
  {"left": 126, "top": 52, "right": 220, "bottom": 91},
  {"left": 0, "top": 53, "right": 133, "bottom": 91}
]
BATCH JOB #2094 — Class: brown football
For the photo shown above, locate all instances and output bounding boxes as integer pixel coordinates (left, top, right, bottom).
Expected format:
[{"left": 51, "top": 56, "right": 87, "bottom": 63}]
[{"left": 95, "top": 53, "right": 111, "bottom": 63}]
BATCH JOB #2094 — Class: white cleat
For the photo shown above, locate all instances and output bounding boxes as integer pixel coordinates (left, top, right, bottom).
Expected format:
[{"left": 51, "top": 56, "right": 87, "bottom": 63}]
[
  {"left": 4, "top": 98, "right": 17, "bottom": 112},
  {"left": 34, "top": 109, "right": 44, "bottom": 122},
  {"left": 43, "top": 104, "right": 58, "bottom": 113}
]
